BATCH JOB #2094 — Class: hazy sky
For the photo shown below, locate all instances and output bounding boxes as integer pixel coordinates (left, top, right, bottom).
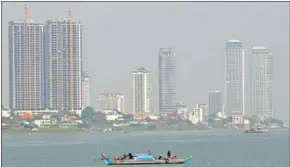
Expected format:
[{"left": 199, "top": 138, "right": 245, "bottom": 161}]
[{"left": 2, "top": 2, "right": 289, "bottom": 123}]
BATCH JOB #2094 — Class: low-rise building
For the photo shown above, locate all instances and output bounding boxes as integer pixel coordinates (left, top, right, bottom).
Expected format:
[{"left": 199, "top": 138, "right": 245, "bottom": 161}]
[
  {"left": 176, "top": 102, "right": 188, "bottom": 120},
  {"left": 34, "top": 119, "right": 51, "bottom": 127},
  {"left": 1, "top": 106, "right": 11, "bottom": 118},
  {"left": 97, "top": 93, "right": 125, "bottom": 113},
  {"left": 193, "top": 104, "right": 207, "bottom": 123},
  {"left": 105, "top": 114, "right": 123, "bottom": 122},
  {"left": 232, "top": 110, "right": 244, "bottom": 124},
  {"left": 102, "top": 109, "right": 120, "bottom": 115},
  {"left": 244, "top": 119, "right": 250, "bottom": 129}
]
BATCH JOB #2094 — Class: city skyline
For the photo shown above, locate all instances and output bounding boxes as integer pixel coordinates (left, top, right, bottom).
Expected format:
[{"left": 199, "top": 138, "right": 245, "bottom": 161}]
[{"left": 2, "top": 2, "right": 288, "bottom": 123}]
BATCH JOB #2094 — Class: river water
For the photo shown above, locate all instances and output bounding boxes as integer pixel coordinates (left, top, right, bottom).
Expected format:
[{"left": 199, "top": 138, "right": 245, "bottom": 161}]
[{"left": 2, "top": 130, "right": 289, "bottom": 167}]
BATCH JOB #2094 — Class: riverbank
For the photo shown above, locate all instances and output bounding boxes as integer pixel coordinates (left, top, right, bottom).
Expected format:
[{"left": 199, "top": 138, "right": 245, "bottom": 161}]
[
  {"left": 2, "top": 127, "right": 84, "bottom": 134},
  {"left": 1, "top": 126, "right": 240, "bottom": 134}
]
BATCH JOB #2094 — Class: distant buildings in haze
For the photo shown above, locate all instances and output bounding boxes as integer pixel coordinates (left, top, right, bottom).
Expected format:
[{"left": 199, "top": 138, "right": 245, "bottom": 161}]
[
  {"left": 208, "top": 90, "right": 222, "bottom": 116},
  {"left": 82, "top": 72, "right": 90, "bottom": 109},
  {"left": 97, "top": 93, "right": 125, "bottom": 113},
  {"left": 8, "top": 5, "right": 276, "bottom": 120}
]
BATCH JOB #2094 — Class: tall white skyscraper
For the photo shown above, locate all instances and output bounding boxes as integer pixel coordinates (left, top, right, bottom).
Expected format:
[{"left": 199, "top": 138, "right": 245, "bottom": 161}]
[
  {"left": 225, "top": 40, "right": 245, "bottom": 115},
  {"left": 9, "top": 19, "right": 45, "bottom": 113},
  {"left": 158, "top": 48, "right": 177, "bottom": 114},
  {"left": 45, "top": 15, "right": 83, "bottom": 112},
  {"left": 97, "top": 93, "right": 125, "bottom": 113},
  {"left": 208, "top": 90, "right": 222, "bottom": 115},
  {"left": 132, "top": 68, "right": 153, "bottom": 114},
  {"left": 82, "top": 72, "right": 90, "bottom": 109},
  {"left": 251, "top": 46, "right": 273, "bottom": 118}
]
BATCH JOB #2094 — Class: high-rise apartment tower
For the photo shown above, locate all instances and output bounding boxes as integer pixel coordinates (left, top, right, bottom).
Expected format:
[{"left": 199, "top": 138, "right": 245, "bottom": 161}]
[
  {"left": 9, "top": 19, "right": 45, "bottom": 113},
  {"left": 225, "top": 40, "right": 245, "bottom": 115},
  {"left": 45, "top": 16, "right": 83, "bottom": 112},
  {"left": 132, "top": 67, "right": 153, "bottom": 113},
  {"left": 251, "top": 46, "right": 273, "bottom": 118},
  {"left": 158, "top": 48, "right": 177, "bottom": 114}
]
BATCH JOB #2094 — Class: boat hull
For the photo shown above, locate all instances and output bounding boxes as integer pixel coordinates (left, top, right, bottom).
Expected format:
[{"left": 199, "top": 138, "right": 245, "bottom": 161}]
[
  {"left": 245, "top": 130, "right": 269, "bottom": 133},
  {"left": 105, "top": 157, "right": 192, "bottom": 165}
]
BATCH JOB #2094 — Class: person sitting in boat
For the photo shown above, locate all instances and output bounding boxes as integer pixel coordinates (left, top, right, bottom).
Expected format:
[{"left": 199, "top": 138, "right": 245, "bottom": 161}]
[
  {"left": 128, "top": 153, "right": 133, "bottom": 160},
  {"left": 167, "top": 150, "right": 171, "bottom": 159},
  {"left": 120, "top": 154, "right": 127, "bottom": 161},
  {"left": 172, "top": 156, "right": 177, "bottom": 160},
  {"left": 158, "top": 153, "right": 163, "bottom": 160},
  {"left": 114, "top": 156, "right": 120, "bottom": 161}
]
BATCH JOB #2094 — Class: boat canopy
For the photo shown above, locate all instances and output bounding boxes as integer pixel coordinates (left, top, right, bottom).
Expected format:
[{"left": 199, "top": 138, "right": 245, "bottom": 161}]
[
  {"left": 131, "top": 153, "right": 153, "bottom": 161},
  {"left": 136, "top": 155, "right": 154, "bottom": 161}
]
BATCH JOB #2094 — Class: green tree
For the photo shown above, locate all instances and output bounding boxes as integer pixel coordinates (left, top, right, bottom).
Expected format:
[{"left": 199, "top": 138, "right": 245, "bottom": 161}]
[
  {"left": 81, "top": 106, "right": 95, "bottom": 120},
  {"left": 51, "top": 114, "right": 62, "bottom": 122},
  {"left": 34, "top": 114, "right": 43, "bottom": 120}
]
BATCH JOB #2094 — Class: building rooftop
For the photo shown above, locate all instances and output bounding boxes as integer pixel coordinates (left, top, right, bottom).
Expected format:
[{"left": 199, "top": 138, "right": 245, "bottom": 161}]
[
  {"left": 252, "top": 46, "right": 267, "bottom": 50},
  {"left": 226, "top": 39, "right": 241, "bottom": 43},
  {"left": 226, "top": 40, "right": 243, "bottom": 46},
  {"left": 208, "top": 90, "right": 221, "bottom": 93},
  {"left": 100, "top": 92, "right": 124, "bottom": 96},
  {"left": 132, "top": 67, "right": 153, "bottom": 74}
]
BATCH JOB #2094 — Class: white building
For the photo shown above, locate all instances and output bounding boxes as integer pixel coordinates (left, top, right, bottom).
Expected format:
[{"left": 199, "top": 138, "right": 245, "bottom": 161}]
[
  {"left": 251, "top": 46, "right": 273, "bottom": 119},
  {"left": 45, "top": 16, "right": 83, "bottom": 112},
  {"left": 9, "top": 19, "right": 46, "bottom": 112},
  {"left": 225, "top": 40, "right": 245, "bottom": 116},
  {"left": 82, "top": 72, "right": 90, "bottom": 109},
  {"left": 1, "top": 106, "right": 11, "bottom": 118},
  {"left": 132, "top": 67, "right": 153, "bottom": 114},
  {"left": 97, "top": 93, "right": 125, "bottom": 113},
  {"left": 176, "top": 102, "right": 188, "bottom": 120},
  {"left": 231, "top": 110, "right": 244, "bottom": 125},
  {"left": 193, "top": 104, "right": 207, "bottom": 123}
]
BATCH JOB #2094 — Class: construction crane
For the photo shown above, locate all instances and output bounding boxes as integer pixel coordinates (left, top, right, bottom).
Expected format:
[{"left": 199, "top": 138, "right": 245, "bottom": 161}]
[
  {"left": 68, "top": 8, "right": 74, "bottom": 112},
  {"left": 24, "top": 4, "right": 30, "bottom": 114}
]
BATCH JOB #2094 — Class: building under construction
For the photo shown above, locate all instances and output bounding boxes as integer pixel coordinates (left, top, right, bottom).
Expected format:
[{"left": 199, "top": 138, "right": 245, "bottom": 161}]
[
  {"left": 9, "top": 18, "right": 46, "bottom": 113},
  {"left": 45, "top": 9, "right": 83, "bottom": 112},
  {"left": 9, "top": 5, "right": 83, "bottom": 114}
]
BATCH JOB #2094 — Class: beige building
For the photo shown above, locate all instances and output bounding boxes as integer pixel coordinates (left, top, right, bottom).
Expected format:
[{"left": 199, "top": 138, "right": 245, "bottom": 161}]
[{"left": 97, "top": 93, "right": 125, "bottom": 113}]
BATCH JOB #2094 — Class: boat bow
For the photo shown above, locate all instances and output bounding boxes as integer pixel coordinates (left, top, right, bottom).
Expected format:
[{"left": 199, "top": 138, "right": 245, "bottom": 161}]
[{"left": 183, "top": 156, "right": 192, "bottom": 164}]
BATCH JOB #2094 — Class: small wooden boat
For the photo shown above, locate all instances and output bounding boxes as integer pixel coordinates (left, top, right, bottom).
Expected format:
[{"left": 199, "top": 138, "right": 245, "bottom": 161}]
[
  {"left": 101, "top": 152, "right": 192, "bottom": 165},
  {"left": 245, "top": 125, "right": 271, "bottom": 133}
]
